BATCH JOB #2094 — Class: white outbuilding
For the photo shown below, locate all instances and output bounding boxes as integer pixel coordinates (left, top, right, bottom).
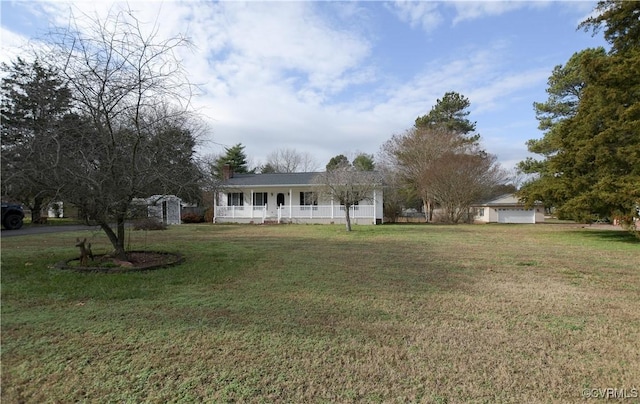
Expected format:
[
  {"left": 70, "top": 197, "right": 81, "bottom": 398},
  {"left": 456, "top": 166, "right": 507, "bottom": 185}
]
[{"left": 145, "top": 195, "right": 183, "bottom": 225}]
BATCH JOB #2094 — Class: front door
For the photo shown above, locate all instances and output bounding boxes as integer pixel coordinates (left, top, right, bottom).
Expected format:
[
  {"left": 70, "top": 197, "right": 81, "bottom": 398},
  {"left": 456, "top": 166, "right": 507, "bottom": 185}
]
[{"left": 277, "top": 193, "right": 285, "bottom": 207}]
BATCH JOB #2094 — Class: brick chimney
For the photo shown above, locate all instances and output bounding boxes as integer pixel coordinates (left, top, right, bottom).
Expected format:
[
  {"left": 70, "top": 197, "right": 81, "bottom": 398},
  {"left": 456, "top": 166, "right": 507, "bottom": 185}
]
[{"left": 222, "top": 164, "right": 234, "bottom": 180}]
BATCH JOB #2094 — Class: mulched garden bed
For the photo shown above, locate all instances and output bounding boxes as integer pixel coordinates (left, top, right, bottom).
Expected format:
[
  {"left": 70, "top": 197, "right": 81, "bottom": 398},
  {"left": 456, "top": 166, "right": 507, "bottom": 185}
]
[{"left": 55, "top": 251, "right": 184, "bottom": 273}]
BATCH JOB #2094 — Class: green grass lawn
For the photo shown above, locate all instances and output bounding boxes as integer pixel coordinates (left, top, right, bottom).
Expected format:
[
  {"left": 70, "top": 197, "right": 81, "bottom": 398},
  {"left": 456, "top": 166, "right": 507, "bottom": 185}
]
[{"left": 2, "top": 223, "right": 639, "bottom": 403}]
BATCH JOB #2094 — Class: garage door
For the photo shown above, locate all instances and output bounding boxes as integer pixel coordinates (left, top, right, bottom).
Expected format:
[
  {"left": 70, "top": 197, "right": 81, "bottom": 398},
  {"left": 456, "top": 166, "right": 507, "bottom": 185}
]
[{"left": 497, "top": 209, "right": 535, "bottom": 224}]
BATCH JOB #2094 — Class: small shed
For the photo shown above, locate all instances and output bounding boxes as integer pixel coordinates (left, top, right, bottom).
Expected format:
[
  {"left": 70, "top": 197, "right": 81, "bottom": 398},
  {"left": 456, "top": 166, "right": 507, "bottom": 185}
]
[
  {"left": 47, "top": 202, "right": 64, "bottom": 218},
  {"left": 146, "top": 195, "right": 182, "bottom": 225},
  {"left": 472, "top": 194, "right": 544, "bottom": 224}
]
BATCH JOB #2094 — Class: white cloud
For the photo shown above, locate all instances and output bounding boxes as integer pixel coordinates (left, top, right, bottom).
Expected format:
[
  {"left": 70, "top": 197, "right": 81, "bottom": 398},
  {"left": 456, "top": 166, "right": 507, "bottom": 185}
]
[
  {"left": 1, "top": 1, "right": 603, "bottom": 169},
  {"left": 211, "top": 2, "right": 373, "bottom": 97},
  {"left": 451, "top": 1, "right": 548, "bottom": 25},
  {"left": 389, "top": 0, "right": 443, "bottom": 32},
  {"left": 0, "top": 28, "right": 31, "bottom": 66}
]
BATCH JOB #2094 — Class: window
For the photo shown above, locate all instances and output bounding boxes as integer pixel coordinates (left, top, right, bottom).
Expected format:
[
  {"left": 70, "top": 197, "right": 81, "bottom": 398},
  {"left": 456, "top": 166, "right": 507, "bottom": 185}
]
[
  {"left": 300, "top": 192, "right": 317, "bottom": 209},
  {"left": 476, "top": 208, "right": 485, "bottom": 217},
  {"left": 227, "top": 192, "right": 244, "bottom": 206},
  {"left": 253, "top": 192, "right": 268, "bottom": 206}
]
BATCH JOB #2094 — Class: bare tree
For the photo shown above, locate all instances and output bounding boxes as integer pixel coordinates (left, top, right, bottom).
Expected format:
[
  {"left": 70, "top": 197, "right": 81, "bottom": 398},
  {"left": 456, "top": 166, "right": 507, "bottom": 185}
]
[
  {"left": 313, "top": 166, "right": 381, "bottom": 232},
  {"left": 263, "top": 148, "right": 319, "bottom": 173},
  {"left": 428, "top": 151, "right": 508, "bottom": 223},
  {"left": 34, "top": 6, "right": 202, "bottom": 259},
  {"left": 380, "top": 126, "right": 506, "bottom": 223},
  {"left": 380, "top": 126, "right": 460, "bottom": 222},
  {"left": 506, "top": 167, "right": 530, "bottom": 190}
]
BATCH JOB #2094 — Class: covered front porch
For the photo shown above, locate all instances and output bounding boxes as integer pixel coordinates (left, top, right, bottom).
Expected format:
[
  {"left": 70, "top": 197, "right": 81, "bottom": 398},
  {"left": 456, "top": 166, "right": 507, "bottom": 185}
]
[{"left": 214, "top": 203, "right": 379, "bottom": 224}]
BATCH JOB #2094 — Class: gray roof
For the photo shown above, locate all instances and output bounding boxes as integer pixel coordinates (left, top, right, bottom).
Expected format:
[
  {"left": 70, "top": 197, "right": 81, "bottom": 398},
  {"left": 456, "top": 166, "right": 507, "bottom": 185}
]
[
  {"left": 473, "top": 194, "right": 543, "bottom": 207},
  {"left": 222, "top": 172, "right": 323, "bottom": 187},
  {"left": 223, "top": 171, "right": 383, "bottom": 187}
]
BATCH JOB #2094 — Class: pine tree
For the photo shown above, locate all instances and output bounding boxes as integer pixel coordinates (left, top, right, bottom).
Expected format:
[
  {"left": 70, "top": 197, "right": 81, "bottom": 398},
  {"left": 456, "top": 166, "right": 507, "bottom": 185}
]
[{"left": 519, "top": 1, "right": 640, "bottom": 230}]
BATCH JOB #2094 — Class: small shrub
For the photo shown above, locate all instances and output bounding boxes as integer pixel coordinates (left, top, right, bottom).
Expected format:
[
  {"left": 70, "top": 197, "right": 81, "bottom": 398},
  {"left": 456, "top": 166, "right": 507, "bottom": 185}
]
[
  {"left": 181, "top": 212, "right": 205, "bottom": 224},
  {"left": 133, "top": 218, "right": 167, "bottom": 230}
]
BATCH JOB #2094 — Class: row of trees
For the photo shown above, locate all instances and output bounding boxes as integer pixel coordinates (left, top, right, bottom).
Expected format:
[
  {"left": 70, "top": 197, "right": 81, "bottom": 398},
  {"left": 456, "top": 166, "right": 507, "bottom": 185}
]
[
  {"left": 517, "top": 0, "right": 639, "bottom": 230},
  {"left": 206, "top": 144, "right": 376, "bottom": 178}
]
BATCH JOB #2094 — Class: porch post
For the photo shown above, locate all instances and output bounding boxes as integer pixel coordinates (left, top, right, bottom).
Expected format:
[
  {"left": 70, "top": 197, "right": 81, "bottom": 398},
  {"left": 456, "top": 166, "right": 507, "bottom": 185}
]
[
  {"left": 289, "top": 188, "right": 292, "bottom": 219},
  {"left": 250, "top": 190, "right": 254, "bottom": 219},
  {"left": 213, "top": 191, "right": 217, "bottom": 223},
  {"left": 373, "top": 189, "right": 377, "bottom": 224}
]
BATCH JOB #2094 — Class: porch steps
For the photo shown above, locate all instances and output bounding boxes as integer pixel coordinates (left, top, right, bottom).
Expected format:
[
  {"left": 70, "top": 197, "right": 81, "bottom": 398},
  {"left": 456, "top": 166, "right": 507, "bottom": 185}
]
[{"left": 261, "top": 220, "right": 280, "bottom": 225}]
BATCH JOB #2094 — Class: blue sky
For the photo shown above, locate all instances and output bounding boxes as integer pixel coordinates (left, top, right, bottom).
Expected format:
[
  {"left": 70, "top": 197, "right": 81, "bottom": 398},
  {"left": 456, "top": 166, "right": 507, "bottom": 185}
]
[{"left": 1, "top": 1, "right": 607, "bottom": 171}]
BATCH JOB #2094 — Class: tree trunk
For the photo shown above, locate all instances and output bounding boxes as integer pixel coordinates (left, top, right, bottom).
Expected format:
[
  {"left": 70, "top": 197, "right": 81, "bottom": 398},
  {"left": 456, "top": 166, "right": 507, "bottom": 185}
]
[
  {"left": 99, "top": 218, "right": 128, "bottom": 260},
  {"left": 423, "top": 198, "right": 433, "bottom": 223},
  {"left": 344, "top": 204, "right": 352, "bottom": 232},
  {"left": 31, "top": 196, "right": 44, "bottom": 223},
  {"left": 423, "top": 200, "right": 429, "bottom": 222},
  {"left": 117, "top": 215, "right": 126, "bottom": 254}
]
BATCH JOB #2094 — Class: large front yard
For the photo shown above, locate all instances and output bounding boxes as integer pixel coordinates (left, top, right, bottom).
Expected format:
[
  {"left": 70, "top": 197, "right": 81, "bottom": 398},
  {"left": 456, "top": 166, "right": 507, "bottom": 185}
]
[{"left": 1, "top": 223, "right": 638, "bottom": 403}]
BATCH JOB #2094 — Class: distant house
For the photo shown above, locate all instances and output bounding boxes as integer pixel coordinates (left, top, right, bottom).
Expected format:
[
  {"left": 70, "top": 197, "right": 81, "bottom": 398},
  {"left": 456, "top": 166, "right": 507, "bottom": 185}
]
[
  {"left": 214, "top": 168, "right": 384, "bottom": 225},
  {"left": 472, "top": 194, "right": 544, "bottom": 224}
]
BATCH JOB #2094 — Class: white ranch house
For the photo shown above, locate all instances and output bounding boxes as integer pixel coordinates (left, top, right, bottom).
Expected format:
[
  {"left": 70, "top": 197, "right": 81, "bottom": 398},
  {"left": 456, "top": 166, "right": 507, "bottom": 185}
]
[
  {"left": 472, "top": 194, "right": 545, "bottom": 224},
  {"left": 214, "top": 171, "right": 384, "bottom": 225}
]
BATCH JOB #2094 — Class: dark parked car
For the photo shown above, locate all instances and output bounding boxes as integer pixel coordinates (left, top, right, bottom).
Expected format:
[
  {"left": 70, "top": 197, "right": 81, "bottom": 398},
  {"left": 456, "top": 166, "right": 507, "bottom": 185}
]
[{"left": 2, "top": 202, "right": 25, "bottom": 230}]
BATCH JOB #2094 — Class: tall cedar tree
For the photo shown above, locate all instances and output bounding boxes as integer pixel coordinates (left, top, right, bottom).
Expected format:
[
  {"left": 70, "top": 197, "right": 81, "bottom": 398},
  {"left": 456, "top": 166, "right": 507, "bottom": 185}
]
[{"left": 519, "top": 1, "right": 640, "bottom": 230}]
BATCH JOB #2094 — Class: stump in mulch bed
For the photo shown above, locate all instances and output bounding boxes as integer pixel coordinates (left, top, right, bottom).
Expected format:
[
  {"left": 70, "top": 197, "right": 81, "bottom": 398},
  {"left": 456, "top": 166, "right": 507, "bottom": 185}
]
[{"left": 56, "top": 251, "right": 184, "bottom": 273}]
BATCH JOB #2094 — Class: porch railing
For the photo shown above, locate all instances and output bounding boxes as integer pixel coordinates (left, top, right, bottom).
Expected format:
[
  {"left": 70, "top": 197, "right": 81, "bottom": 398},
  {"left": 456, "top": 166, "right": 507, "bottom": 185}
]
[
  {"left": 215, "top": 206, "right": 267, "bottom": 222},
  {"left": 276, "top": 205, "right": 375, "bottom": 222},
  {"left": 215, "top": 205, "right": 375, "bottom": 223}
]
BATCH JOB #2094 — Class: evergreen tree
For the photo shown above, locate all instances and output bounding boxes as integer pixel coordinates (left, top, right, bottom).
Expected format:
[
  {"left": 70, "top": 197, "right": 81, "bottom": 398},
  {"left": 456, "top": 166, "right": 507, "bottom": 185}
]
[
  {"left": 1, "top": 58, "right": 73, "bottom": 221},
  {"left": 415, "top": 91, "right": 479, "bottom": 143},
  {"left": 519, "top": 0, "right": 640, "bottom": 230},
  {"left": 213, "top": 143, "right": 252, "bottom": 178},
  {"left": 352, "top": 153, "right": 375, "bottom": 171},
  {"left": 325, "top": 154, "right": 350, "bottom": 171}
]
